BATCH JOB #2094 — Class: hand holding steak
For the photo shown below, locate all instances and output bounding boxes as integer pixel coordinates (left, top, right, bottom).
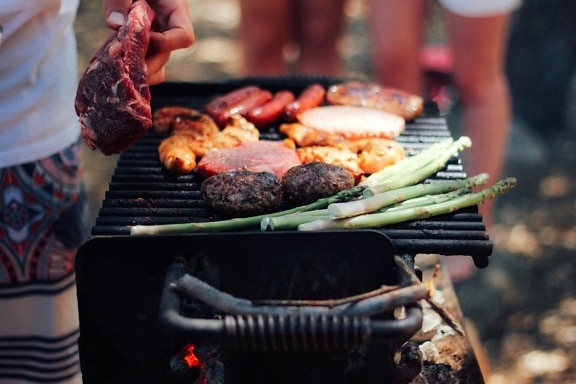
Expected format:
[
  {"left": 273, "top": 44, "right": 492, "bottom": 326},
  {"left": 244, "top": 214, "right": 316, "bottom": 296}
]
[{"left": 75, "top": 0, "right": 155, "bottom": 155}]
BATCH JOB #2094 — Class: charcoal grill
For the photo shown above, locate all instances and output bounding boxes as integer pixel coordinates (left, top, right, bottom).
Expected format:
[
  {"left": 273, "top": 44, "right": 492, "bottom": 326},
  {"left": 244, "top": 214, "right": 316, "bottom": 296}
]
[{"left": 75, "top": 77, "right": 492, "bottom": 384}]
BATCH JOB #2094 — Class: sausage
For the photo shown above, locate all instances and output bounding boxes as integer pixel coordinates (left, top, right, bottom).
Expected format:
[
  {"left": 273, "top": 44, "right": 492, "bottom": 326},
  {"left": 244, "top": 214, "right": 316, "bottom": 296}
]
[
  {"left": 282, "top": 83, "right": 326, "bottom": 122},
  {"left": 213, "top": 89, "right": 273, "bottom": 128},
  {"left": 204, "top": 85, "right": 260, "bottom": 124},
  {"left": 245, "top": 90, "right": 295, "bottom": 128},
  {"left": 326, "top": 80, "right": 424, "bottom": 120}
]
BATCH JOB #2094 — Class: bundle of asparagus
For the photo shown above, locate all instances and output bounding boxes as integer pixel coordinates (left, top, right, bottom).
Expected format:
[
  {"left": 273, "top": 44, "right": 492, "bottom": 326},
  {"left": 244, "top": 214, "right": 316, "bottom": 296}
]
[{"left": 130, "top": 136, "right": 516, "bottom": 235}]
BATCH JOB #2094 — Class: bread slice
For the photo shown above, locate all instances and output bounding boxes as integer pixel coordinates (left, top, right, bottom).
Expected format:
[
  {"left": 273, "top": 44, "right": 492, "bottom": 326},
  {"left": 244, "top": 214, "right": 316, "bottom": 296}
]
[{"left": 297, "top": 105, "right": 405, "bottom": 140}]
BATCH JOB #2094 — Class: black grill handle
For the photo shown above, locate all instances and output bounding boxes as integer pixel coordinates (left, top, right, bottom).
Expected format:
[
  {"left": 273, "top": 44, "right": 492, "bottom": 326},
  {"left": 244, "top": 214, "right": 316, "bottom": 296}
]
[{"left": 159, "top": 258, "right": 423, "bottom": 349}]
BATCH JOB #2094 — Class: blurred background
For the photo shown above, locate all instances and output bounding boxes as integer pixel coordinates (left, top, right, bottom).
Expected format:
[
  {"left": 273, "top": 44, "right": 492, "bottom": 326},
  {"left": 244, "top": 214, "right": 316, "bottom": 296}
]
[{"left": 74, "top": 0, "right": 576, "bottom": 382}]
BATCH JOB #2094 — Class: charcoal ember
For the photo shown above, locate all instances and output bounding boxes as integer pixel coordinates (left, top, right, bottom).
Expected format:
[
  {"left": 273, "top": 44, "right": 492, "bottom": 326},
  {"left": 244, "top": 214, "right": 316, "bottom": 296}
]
[
  {"left": 282, "top": 162, "right": 355, "bottom": 205},
  {"left": 201, "top": 170, "right": 282, "bottom": 217}
]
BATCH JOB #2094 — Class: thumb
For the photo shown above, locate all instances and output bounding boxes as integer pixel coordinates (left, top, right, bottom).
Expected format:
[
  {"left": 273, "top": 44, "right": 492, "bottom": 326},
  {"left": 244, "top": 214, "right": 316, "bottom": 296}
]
[{"left": 103, "top": 0, "right": 133, "bottom": 30}]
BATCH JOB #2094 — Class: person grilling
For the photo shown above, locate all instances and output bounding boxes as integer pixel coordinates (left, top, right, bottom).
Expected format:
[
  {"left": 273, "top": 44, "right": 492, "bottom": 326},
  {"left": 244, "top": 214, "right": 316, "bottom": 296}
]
[{"left": 0, "top": 1, "right": 194, "bottom": 383}]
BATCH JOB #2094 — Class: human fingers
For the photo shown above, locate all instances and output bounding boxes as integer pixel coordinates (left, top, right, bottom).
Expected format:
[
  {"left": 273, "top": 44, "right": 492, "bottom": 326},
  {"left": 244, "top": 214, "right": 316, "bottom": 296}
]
[
  {"left": 102, "top": 0, "right": 133, "bottom": 30},
  {"left": 148, "top": 66, "right": 167, "bottom": 86},
  {"left": 145, "top": 47, "right": 171, "bottom": 85},
  {"left": 148, "top": 0, "right": 195, "bottom": 51}
]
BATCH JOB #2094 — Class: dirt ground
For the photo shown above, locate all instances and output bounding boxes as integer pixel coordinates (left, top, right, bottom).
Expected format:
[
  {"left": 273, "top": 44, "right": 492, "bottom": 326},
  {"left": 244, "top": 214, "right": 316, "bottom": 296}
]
[{"left": 74, "top": 1, "right": 576, "bottom": 383}]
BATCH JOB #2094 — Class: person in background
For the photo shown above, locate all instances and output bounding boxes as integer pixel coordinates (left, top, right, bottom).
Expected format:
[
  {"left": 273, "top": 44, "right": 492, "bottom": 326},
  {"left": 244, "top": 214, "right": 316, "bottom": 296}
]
[
  {"left": 237, "top": 0, "right": 519, "bottom": 280},
  {"left": 0, "top": 1, "right": 193, "bottom": 383},
  {"left": 367, "top": 0, "right": 522, "bottom": 280},
  {"left": 238, "top": 0, "right": 347, "bottom": 76}
]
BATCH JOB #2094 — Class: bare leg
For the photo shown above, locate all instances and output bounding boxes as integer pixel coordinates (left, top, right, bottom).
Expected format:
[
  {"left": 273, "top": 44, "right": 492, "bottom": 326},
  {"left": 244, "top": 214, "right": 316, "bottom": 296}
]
[
  {"left": 238, "top": 0, "right": 291, "bottom": 75},
  {"left": 445, "top": 12, "right": 512, "bottom": 230},
  {"left": 440, "top": 12, "right": 512, "bottom": 280},
  {"left": 367, "top": 0, "right": 428, "bottom": 94},
  {"left": 294, "top": 0, "right": 347, "bottom": 76}
]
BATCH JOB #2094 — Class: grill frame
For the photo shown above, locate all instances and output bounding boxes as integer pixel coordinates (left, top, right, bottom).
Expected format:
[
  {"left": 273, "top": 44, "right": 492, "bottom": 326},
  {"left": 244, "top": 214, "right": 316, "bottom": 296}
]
[
  {"left": 75, "top": 77, "right": 493, "bottom": 383},
  {"left": 90, "top": 77, "right": 492, "bottom": 267},
  {"left": 76, "top": 230, "right": 422, "bottom": 384}
]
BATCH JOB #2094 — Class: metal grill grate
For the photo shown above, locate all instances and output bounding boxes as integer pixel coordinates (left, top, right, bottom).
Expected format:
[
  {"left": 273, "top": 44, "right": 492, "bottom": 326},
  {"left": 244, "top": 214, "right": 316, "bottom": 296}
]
[{"left": 90, "top": 79, "right": 492, "bottom": 266}]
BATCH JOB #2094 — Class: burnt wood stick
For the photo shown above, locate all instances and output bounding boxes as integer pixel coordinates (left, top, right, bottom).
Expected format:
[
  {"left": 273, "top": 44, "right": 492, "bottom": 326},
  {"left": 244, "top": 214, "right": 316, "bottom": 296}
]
[
  {"left": 173, "top": 274, "right": 430, "bottom": 317},
  {"left": 395, "top": 256, "right": 465, "bottom": 336}
]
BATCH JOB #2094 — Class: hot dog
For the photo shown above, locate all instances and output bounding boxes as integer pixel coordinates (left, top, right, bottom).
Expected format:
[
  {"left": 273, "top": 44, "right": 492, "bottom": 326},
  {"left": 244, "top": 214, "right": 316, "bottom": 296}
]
[
  {"left": 282, "top": 83, "right": 326, "bottom": 122},
  {"left": 212, "top": 89, "right": 273, "bottom": 128},
  {"left": 246, "top": 90, "right": 295, "bottom": 128},
  {"left": 204, "top": 85, "right": 260, "bottom": 125}
]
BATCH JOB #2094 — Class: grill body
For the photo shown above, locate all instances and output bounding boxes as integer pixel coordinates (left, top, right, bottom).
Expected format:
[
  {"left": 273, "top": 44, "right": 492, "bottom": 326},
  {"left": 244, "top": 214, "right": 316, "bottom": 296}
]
[
  {"left": 75, "top": 78, "right": 493, "bottom": 383},
  {"left": 76, "top": 232, "right": 421, "bottom": 383}
]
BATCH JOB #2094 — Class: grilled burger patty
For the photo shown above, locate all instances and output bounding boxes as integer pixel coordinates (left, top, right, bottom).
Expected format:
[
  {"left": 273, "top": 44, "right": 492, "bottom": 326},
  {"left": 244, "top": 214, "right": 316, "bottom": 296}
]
[
  {"left": 282, "top": 162, "right": 355, "bottom": 205},
  {"left": 201, "top": 170, "right": 283, "bottom": 217}
]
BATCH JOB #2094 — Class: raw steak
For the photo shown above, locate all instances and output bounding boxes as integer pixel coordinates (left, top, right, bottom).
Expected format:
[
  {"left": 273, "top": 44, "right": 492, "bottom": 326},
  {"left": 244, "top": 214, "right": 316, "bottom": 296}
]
[
  {"left": 196, "top": 141, "right": 302, "bottom": 180},
  {"left": 75, "top": 0, "right": 155, "bottom": 155}
]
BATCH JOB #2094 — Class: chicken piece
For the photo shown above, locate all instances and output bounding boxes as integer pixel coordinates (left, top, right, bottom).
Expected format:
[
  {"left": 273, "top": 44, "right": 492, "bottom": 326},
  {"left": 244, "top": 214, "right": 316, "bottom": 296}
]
[
  {"left": 158, "top": 133, "right": 198, "bottom": 174},
  {"left": 338, "top": 138, "right": 406, "bottom": 174},
  {"left": 190, "top": 114, "right": 260, "bottom": 157},
  {"left": 158, "top": 113, "right": 259, "bottom": 174},
  {"left": 153, "top": 106, "right": 220, "bottom": 138},
  {"left": 279, "top": 122, "right": 345, "bottom": 147},
  {"left": 296, "top": 146, "right": 364, "bottom": 182},
  {"left": 219, "top": 114, "right": 261, "bottom": 142}
]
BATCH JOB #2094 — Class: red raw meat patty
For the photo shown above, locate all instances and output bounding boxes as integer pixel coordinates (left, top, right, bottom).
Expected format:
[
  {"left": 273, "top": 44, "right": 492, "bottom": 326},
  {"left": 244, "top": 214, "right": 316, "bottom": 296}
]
[{"left": 196, "top": 141, "right": 301, "bottom": 180}]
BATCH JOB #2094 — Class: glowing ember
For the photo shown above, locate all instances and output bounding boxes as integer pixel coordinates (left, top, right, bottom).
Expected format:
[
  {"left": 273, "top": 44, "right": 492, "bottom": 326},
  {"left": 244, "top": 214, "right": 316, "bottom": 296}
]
[{"left": 183, "top": 344, "right": 200, "bottom": 367}]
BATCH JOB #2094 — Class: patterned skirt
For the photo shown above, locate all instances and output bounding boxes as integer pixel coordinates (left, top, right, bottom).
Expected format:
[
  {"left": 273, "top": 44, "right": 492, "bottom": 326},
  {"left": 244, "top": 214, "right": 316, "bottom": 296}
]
[{"left": 0, "top": 140, "right": 88, "bottom": 384}]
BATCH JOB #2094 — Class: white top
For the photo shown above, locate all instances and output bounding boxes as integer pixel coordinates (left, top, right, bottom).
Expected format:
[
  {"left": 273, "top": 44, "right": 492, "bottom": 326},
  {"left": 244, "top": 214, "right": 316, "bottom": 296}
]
[
  {"left": 0, "top": 0, "right": 81, "bottom": 168},
  {"left": 438, "top": 0, "right": 523, "bottom": 17}
]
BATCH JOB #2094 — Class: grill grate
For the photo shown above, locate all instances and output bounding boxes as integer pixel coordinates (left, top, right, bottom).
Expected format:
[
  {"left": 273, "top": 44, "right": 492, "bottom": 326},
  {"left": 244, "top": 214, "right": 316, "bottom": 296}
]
[{"left": 90, "top": 79, "right": 492, "bottom": 267}]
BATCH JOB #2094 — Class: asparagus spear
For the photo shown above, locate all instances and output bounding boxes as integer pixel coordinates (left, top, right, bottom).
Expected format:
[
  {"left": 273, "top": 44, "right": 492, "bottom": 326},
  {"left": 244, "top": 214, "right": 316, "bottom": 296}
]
[
  {"left": 261, "top": 209, "right": 331, "bottom": 231},
  {"left": 382, "top": 188, "right": 471, "bottom": 212},
  {"left": 130, "top": 185, "right": 366, "bottom": 235},
  {"left": 298, "top": 177, "right": 517, "bottom": 231},
  {"left": 363, "top": 136, "right": 473, "bottom": 197},
  {"left": 262, "top": 188, "right": 472, "bottom": 231},
  {"left": 328, "top": 173, "right": 489, "bottom": 219},
  {"left": 359, "top": 137, "right": 455, "bottom": 188}
]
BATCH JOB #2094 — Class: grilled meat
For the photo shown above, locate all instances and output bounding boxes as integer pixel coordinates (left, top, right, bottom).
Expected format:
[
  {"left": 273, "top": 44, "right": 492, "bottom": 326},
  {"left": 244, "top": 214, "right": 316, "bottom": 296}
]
[
  {"left": 282, "top": 83, "right": 326, "bottom": 122},
  {"left": 196, "top": 140, "right": 301, "bottom": 180},
  {"left": 338, "top": 138, "right": 405, "bottom": 174},
  {"left": 326, "top": 80, "right": 424, "bottom": 120},
  {"left": 157, "top": 113, "right": 258, "bottom": 173},
  {"left": 293, "top": 105, "right": 406, "bottom": 141},
  {"left": 201, "top": 170, "right": 283, "bottom": 217},
  {"left": 189, "top": 114, "right": 260, "bottom": 157},
  {"left": 296, "top": 145, "right": 364, "bottom": 182},
  {"left": 153, "top": 107, "right": 219, "bottom": 136},
  {"left": 204, "top": 85, "right": 261, "bottom": 128},
  {"left": 158, "top": 133, "right": 199, "bottom": 173},
  {"left": 282, "top": 162, "right": 355, "bottom": 205},
  {"left": 246, "top": 90, "right": 295, "bottom": 128}
]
